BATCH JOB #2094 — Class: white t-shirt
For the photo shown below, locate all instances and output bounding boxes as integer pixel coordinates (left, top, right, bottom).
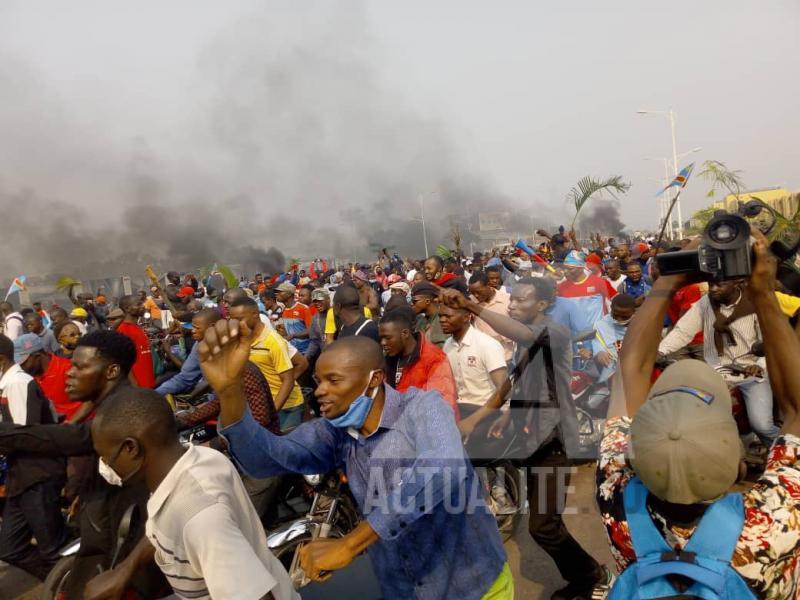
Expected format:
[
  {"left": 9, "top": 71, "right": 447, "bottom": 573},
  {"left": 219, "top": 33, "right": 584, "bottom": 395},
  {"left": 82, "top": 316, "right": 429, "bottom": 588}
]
[
  {"left": 146, "top": 445, "right": 298, "bottom": 600},
  {"left": 3, "top": 313, "right": 24, "bottom": 341},
  {"left": 442, "top": 326, "right": 507, "bottom": 407},
  {"left": 604, "top": 274, "right": 627, "bottom": 292}
]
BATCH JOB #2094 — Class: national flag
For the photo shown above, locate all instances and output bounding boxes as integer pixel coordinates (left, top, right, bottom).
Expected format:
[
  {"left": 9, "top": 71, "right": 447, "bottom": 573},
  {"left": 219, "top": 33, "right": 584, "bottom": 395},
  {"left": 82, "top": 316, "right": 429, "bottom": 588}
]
[
  {"left": 4, "top": 276, "right": 26, "bottom": 301},
  {"left": 656, "top": 163, "right": 695, "bottom": 196}
]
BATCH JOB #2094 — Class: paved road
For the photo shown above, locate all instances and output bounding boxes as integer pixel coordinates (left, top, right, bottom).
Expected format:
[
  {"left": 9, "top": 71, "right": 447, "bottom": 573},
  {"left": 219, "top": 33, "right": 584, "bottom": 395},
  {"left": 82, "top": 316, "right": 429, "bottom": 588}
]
[{"left": 6, "top": 463, "right": 613, "bottom": 600}]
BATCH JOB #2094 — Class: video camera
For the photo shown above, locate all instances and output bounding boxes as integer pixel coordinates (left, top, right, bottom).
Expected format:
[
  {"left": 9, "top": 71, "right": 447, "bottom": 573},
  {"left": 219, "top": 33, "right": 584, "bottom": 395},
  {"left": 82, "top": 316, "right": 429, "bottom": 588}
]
[{"left": 656, "top": 211, "right": 753, "bottom": 281}]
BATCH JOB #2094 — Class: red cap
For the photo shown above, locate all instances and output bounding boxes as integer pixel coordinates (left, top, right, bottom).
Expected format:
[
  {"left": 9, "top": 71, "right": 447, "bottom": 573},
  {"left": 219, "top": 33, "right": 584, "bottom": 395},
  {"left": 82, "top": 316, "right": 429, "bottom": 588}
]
[
  {"left": 636, "top": 242, "right": 648, "bottom": 254},
  {"left": 177, "top": 286, "right": 195, "bottom": 299},
  {"left": 586, "top": 254, "right": 602, "bottom": 266}
]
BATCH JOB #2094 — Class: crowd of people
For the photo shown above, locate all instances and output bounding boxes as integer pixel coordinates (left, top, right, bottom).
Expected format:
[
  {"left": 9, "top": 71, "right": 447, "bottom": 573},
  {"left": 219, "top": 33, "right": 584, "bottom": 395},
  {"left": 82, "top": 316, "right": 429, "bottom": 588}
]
[{"left": 1, "top": 227, "right": 800, "bottom": 599}]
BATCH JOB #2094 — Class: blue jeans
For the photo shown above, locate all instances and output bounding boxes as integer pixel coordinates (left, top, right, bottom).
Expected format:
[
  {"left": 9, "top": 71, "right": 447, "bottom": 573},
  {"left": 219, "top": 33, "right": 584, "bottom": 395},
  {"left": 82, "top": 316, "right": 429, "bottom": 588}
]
[
  {"left": 737, "top": 378, "right": 779, "bottom": 446},
  {"left": 279, "top": 405, "right": 304, "bottom": 433}
]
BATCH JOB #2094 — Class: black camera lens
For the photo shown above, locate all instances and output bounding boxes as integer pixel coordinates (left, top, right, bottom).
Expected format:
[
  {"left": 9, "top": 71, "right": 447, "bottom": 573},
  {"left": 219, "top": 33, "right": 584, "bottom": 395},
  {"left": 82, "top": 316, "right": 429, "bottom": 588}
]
[{"left": 710, "top": 222, "right": 735, "bottom": 242}]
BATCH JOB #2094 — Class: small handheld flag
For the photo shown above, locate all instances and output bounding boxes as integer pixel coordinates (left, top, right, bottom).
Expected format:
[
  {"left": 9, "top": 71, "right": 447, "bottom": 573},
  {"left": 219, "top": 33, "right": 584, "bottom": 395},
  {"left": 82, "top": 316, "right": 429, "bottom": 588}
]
[
  {"left": 656, "top": 163, "right": 695, "bottom": 196},
  {"left": 4, "top": 276, "right": 26, "bottom": 301}
]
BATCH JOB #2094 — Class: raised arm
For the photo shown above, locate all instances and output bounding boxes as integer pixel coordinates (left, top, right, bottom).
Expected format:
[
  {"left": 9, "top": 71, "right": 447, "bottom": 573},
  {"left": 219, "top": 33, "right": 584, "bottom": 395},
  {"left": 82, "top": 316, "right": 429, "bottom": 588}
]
[
  {"left": 440, "top": 288, "right": 539, "bottom": 346},
  {"left": 749, "top": 229, "right": 800, "bottom": 436},
  {"left": 619, "top": 273, "right": 688, "bottom": 417},
  {"left": 199, "top": 318, "right": 338, "bottom": 477}
]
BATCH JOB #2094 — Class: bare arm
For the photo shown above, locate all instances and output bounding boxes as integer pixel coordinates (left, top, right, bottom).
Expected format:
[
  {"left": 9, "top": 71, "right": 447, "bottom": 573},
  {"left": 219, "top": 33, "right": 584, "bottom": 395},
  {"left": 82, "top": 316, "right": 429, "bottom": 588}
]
[
  {"left": 291, "top": 351, "right": 309, "bottom": 380},
  {"left": 273, "top": 370, "right": 295, "bottom": 411},
  {"left": 749, "top": 230, "right": 800, "bottom": 436},
  {"left": 440, "top": 289, "right": 538, "bottom": 345},
  {"left": 620, "top": 274, "right": 687, "bottom": 418},
  {"left": 84, "top": 537, "right": 156, "bottom": 600}
]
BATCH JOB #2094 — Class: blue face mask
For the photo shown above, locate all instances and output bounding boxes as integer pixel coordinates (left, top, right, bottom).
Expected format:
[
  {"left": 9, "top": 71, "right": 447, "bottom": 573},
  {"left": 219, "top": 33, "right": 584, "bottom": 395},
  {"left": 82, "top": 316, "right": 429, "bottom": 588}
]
[{"left": 326, "top": 370, "right": 379, "bottom": 429}]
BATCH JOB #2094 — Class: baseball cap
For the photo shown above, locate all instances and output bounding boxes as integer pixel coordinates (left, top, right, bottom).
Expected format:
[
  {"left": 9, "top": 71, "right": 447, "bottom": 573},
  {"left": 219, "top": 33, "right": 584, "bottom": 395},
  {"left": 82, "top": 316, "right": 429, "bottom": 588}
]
[
  {"left": 586, "top": 253, "right": 602, "bottom": 267},
  {"left": 14, "top": 333, "right": 44, "bottom": 364},
  {"left": 630, "top": 360, "right": 740, "bottom": 505},
  {"left": 177, "top": 286, "right": 195, "bottom": 299},
  {"left": 107, "top": 308, "right": 124, "bottom": 320},
  {"left": 390, "top": 281, "right": 411, "bottom": 295},
  {"left": 563, "top": 251, "right": 587, "bottom": 269},
  {"left": 70, "top": 307, "right": 89, "bottom": 318},
  {"left": 276, "top": 282, "right": 296, "bottom": 294},
  {"left": 632, "top": 242, "right": 649, "bottom": 258},
  {"left": 411, "top": 281, "right": 439, "bottom": 298},
  {"left": 311, "top": 289, "right": 330, "bottom": 302}
]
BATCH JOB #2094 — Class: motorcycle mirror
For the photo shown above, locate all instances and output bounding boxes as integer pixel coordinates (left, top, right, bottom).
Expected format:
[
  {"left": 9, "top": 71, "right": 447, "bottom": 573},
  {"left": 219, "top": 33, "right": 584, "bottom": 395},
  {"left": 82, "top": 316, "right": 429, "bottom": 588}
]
[{"left": 750, "top": 342, "right": 765, "bottom": 358}]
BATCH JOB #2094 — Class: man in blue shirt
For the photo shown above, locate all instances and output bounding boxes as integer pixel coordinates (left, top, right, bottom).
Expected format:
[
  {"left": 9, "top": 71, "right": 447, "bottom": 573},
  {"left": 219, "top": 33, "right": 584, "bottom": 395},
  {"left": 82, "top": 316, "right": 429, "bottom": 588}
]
[
  {"left": 619, "top": 263, "right": 652, "bottom": 306},
  {"left": 198, "top": 323, "right": 511, "bottom": 600},
  {"left": 155, "top": 309, "right": 219, "bottom": 396}
]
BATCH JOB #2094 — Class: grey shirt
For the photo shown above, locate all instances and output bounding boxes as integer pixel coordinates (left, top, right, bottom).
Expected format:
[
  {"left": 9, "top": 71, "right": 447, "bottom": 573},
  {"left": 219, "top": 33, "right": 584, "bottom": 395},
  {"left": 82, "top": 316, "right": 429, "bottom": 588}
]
[{"left": 38, "top": 328, "right": 61, "bottom": 354}]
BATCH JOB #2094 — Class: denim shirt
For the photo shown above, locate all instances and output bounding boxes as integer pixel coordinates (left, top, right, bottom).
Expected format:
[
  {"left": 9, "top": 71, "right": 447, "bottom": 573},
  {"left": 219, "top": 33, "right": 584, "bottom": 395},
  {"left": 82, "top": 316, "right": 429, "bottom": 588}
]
[
  {"left": 220, "top": 385, "right": 506, "bottom": 600},
  {"left": 155, "top": 344, "right": 202, "bottom": 396}
]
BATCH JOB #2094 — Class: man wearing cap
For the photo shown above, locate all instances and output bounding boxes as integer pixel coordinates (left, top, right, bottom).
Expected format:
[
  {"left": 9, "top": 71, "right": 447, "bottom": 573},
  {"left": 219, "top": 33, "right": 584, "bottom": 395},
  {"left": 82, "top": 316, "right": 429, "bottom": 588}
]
[
  {"left": 386, "top": 278, "right": 411, "bottom": 306},
  {"left": 411, "top": 281, "right": 449, "bottom": 348},
  {"left": 307, "top": 288, "right": 330, "bottom": 363},
  {"left": 352, "top": 270, "right": 380, "bottom": 315},
  {"left": 105, "top": 307, "right": 125, "bottom": 330},
  {"left": 275, "top": 282, "right": 313, "bottom": 355},
  {"left": 0, "top": 334, "right": 67, "bottom": 580},
  {"left": 70, "top": 306, "right": 90, "bottom": 334},
  {"left": 424, "top": 255, "right": 469, "bottom": 294},
  {"left": 552, "top": 251, "right": 617, "bottom": 337},
  {"left": 23, "top": 311, "right": 60, "bottom": 354},
  {"left": 599, "top": 231, "right": 800, "bottom": 598}
]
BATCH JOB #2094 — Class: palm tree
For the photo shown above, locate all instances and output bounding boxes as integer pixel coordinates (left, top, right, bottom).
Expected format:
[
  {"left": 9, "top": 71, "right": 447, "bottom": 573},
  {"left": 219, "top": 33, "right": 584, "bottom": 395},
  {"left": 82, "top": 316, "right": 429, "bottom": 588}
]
[
  {"left": 567, "top": 175, "right": 631, "bottom": 229},
  {"left": 698, "top": 160, "right": 745, "bottom": 200}
]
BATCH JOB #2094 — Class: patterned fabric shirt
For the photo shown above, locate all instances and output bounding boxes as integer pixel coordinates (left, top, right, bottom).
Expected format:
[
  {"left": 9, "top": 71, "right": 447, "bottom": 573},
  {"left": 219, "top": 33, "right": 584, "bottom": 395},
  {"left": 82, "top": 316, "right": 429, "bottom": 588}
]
[{"left": 597, "top": 417, "right": 800, "bottom": 599}]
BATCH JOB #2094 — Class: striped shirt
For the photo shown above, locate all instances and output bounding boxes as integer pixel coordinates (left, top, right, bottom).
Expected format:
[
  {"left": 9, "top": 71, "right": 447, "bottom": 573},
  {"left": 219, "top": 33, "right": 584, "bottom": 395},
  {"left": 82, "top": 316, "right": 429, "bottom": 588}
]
[
  {"left": 145, "top": 445, "right": 298, "bottom": 600},
  {"left": 659, "top": 292, "right": 764, "bottom": 375}
]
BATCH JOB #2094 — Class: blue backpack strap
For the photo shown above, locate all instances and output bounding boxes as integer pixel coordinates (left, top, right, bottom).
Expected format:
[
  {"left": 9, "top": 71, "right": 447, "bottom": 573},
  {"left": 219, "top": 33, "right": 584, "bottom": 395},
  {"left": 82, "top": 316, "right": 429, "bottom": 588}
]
[
  {"left": 683, "top": 492, "right": 745, "bottom": 562},
  {"left": 622, "top": 477, "right": 672, "bottom": 559}
]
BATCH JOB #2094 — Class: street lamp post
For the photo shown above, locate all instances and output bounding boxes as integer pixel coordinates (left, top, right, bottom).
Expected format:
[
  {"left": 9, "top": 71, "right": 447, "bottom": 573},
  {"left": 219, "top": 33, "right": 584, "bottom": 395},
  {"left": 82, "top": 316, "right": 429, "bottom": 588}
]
[
  {"left": 420, "top": 194, "right": 429, "bottom": 258},
  {"left": 637, "top": 108, "right": 691, "bottom": 239}
]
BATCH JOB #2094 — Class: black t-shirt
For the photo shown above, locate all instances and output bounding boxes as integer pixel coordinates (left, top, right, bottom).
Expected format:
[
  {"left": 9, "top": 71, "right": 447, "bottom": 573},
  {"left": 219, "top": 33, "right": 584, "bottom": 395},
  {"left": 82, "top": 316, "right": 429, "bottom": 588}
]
[{"left": 338, "top": 315, "right": 380, "bottom": 343}]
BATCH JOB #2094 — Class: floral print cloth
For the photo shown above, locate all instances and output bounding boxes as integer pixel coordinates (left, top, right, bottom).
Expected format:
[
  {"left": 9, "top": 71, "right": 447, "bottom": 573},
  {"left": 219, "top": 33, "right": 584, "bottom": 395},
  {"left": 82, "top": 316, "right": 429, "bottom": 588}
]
[{"left": 596, "top": 416, "right": 800, "bottom": 599}]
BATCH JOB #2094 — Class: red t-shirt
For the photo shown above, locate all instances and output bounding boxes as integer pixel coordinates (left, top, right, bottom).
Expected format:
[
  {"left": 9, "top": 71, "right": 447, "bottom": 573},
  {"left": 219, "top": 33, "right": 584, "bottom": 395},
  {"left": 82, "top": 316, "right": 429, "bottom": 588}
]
[
  {"left": 36, "top": 353, "right": 83, "bottom": 421},
  {"left": 116, "top": 322, "right": 156, "bottom": 388},
  {"left": 558, "top": 274, "right": 617, "bottom": 301},
  {"left": 668, "top": 284, "right": 704, "bottom": 345}
]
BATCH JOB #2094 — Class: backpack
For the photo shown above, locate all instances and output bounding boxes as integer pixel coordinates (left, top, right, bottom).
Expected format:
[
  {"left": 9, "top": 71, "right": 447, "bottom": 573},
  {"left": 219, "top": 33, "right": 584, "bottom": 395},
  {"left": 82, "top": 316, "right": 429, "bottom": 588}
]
[{"left": 608, "top": 477, "right": 756, "bottom": 600}]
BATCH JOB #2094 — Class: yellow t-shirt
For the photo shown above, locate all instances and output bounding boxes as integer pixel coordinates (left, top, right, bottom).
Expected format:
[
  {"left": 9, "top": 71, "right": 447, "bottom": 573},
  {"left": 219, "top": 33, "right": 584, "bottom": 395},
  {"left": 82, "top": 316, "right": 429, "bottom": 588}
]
[
  {"left": 249, "top": 326, "right": 304, "bottom": 410},
  {"left": 324, "top": 306, "right": 373, "bottom": 335},
  {"left": 776, "top": 291, "right": 800, "bottom": 318}
]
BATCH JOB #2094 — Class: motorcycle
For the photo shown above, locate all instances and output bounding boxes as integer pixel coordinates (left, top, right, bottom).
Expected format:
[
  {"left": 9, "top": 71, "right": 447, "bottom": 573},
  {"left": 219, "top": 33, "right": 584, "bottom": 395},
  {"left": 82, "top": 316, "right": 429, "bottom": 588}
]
[
  {"left": 267, "top": 471, "right": 360, "bottom": 588},
  {"left": 41, "top": 503, "right": 139, "bottom": 600},
  {"left": 571, "top": 330, "right": 610, "bottom": 453}
]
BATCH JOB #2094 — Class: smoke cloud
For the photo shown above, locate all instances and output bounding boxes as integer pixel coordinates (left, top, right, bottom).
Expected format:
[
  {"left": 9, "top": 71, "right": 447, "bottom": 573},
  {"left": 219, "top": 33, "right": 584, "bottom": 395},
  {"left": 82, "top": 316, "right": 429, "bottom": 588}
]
[
  {"left": 577, "top": 199, "right": 626, "bottom": 236},
  {"left": 0, "top": 2, "right": 559, "bottom": 284}
]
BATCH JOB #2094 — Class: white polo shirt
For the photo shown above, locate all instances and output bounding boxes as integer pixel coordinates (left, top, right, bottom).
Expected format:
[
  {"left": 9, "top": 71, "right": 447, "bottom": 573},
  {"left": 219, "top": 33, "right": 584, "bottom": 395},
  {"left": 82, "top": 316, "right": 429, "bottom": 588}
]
[
  {"left": 146, "top": 445, "right": 298, "bottom": 600},
  {"left": 472, "top": 289, "right": 515, "bottom": 362},
  {"left": 443, "top": 326, "right": 507, "bottom": 407}
]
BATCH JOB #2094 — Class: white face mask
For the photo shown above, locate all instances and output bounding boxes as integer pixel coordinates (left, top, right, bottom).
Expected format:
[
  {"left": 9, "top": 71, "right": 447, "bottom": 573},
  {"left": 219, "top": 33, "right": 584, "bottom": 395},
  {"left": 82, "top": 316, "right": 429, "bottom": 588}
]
[{"left": 98, "top": 456, "right": 123, "bottom": 487}]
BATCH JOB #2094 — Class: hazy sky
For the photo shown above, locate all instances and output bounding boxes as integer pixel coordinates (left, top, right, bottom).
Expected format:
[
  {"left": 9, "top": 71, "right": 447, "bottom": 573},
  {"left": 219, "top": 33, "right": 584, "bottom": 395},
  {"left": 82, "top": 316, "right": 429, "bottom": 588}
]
[{"left": 0, "top": 0, "right": 798, "bottom": 274}]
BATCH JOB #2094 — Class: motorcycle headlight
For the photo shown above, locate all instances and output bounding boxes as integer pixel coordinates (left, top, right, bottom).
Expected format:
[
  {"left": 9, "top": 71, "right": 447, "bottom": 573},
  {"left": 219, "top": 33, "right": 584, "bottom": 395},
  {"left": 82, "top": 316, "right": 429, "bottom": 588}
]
[{"left": 303, "top": 473, "right": 322, "bottom": 486}]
